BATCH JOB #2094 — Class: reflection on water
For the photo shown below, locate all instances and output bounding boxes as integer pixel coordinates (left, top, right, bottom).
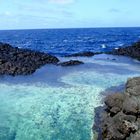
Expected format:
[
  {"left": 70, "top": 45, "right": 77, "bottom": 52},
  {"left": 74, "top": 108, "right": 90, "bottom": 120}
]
[{"left": 0, "top": 55, "right": 140, "bottom": 140}]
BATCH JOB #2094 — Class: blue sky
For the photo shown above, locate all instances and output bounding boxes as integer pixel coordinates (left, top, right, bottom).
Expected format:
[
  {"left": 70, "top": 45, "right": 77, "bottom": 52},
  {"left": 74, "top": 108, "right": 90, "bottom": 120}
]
[{"left": 0, "top": 0, "right": 140, "bottom": 29}]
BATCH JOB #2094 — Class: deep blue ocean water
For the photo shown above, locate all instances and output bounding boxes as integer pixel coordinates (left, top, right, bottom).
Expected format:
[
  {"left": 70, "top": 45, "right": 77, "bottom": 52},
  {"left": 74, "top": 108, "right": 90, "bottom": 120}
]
[{"left": 0, "top": 27, "right": 140, "bottom": 56}]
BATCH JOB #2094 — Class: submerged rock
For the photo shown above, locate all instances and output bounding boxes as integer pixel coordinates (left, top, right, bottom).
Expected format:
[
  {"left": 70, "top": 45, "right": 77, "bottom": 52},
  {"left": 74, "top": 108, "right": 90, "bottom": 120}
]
[
  {"left": 95, "top": 77, "right": 140, "bottom": 140},
  {"left": 65, "top": 51, "right": 101, "bottom": 57},
  {"left": 58, "top": 60, "right": 84, "bottom": 66},
  {"left": 0, "top": 43, "right": 59, "bottom": 76}
]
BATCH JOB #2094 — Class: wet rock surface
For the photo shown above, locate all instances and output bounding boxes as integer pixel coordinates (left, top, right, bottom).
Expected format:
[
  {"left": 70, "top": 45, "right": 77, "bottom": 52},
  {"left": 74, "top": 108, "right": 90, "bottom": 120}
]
[
  {"left": 110, "top": 41, "right": 140, "bottom": 61},
  {"left": 96, "top": 77, "right": 140, "bottom": 140},
  {"left": 58, "top": 60, "right": 84, "bottom": 66},
  {"left": 0, "top": 43, "right": 59, "bottom": 76}
]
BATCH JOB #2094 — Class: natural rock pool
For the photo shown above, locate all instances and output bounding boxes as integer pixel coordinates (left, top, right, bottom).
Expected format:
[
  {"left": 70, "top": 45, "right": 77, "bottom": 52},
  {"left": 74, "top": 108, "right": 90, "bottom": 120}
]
[{"left": 0, "top": 54, "right": 140, "bottom": 140}]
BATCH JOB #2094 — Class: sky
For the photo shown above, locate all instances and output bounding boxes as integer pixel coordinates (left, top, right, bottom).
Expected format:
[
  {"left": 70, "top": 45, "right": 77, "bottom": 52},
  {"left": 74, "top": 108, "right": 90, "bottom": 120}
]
[{"left": 0, "top": 0, "right": 140, "bottom": 29}]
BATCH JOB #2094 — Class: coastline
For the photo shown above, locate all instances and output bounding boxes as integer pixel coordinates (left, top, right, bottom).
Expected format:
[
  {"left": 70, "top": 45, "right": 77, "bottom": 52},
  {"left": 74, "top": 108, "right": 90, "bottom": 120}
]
[
  {"left": 0, "top": 42, "right": 59, "bottom": 75},
  {"left": 0, "top": 43, "right": 84, "bottom": 76},
  {"left": 0, "top": 40, "right": 140, "bottom": 140},
  {"left": 94, "top": 41, "right": 140, "bottom": 140},
  {"left": 95, "top": 77, "right": 140, "bottom": 140}
]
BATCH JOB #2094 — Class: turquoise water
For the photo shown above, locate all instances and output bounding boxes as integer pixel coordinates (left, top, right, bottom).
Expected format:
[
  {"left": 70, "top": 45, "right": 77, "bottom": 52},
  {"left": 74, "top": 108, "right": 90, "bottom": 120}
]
[{"left": 0, "top": 55, "right": 140, "bottom": 140}]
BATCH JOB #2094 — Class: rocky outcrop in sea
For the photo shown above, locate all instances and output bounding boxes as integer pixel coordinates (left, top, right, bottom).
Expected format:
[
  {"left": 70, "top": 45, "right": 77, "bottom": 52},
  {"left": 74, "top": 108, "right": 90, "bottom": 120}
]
[
  {"left": 111, "top": 41, "right": 140, "bottom": 61},
  {"left": 65, "top": 41, "right": 140, "bottom": 61},
  {"left": 0, "top": 42, "right": 59, "bottom": 76}
]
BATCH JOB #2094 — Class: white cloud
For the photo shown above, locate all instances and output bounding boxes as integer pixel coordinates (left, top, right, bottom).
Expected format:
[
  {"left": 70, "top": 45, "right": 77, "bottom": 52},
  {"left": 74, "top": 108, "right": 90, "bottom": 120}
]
[{"left": 49, "top": 0, "right": 75, "bottom": 4}]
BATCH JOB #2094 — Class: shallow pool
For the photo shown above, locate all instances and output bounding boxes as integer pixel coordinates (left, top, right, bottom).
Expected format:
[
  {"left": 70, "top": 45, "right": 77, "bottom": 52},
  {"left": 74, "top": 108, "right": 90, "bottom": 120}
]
[{"left": 0, "top": 55, "right": 140, "bottom": 140}]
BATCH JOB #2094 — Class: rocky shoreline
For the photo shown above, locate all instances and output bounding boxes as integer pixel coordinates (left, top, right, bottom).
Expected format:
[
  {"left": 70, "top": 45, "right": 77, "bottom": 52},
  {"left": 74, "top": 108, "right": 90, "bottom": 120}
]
[
  {"left": 110, "top": 41, "right": 140, "bottom": 61},
  {"left": 63, "top": 40, "right": 140, "bottom": 140},
  {"left": 0, "top": 40, "right": 140, "bottom": 139},
  {"left": 1, "top": 40, "right": 140, "bottom": 76},
  {"left": 0, "top": 43, "right": 85, "bottom": 76},
  {"left": 0, "top": 42, "right": 60, "bottom": 76},
  {"left": 94, "top": 41, "right": 140, "bottom": 140},
  {"left": 95, "top": 77, "right": 140, "bottom": 140}
]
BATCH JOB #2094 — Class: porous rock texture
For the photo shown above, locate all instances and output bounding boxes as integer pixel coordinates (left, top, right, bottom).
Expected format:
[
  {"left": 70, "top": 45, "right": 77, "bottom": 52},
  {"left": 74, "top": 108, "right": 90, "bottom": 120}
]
[
  {"left": 0, "top": 42, "right": 59, "bottom": 76},
  {"left": 99, "top": 77, "right": 140, "bottom": 140}
]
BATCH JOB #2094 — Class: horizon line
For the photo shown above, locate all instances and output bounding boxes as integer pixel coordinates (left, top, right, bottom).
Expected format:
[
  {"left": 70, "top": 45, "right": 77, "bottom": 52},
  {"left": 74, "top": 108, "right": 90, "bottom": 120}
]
[{"left": 0, "top": 26, "right": 140, "bottom": 31}]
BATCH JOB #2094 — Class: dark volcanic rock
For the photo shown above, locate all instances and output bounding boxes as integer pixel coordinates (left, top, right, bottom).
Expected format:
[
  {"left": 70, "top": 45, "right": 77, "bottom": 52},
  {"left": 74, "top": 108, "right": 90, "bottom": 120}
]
[
  {"left": 95, "top": 77, "right": 140, "bottom": 140},
  {"left": 105, "top": 93, "right": 124, "bottom": 115},
  {"left": 0, "top": 43, "right": 59, "bottom": 76},
  {"left": 65, "top": 51, "right": 101, "bottom": 57},
  {"left": 110, "top": 41, "right": 140, "bottom": 60},
  {"left": 58, "top": 60, "right": 84, "bottom": 66},
  {"left": 122, "top": 96, "right": 138, "bottom": 116},
  {"left": 102, "top": 112, "right": 137, "bottom": 140},
  {"left": 125, "top": 77, "right": 140, "bottom": 96}
]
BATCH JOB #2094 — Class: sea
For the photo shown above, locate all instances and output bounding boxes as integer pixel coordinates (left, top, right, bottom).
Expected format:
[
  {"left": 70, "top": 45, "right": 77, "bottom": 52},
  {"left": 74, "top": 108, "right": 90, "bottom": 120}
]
[
  {"left": 0, "top": 27, "right": 140, "bottom": 56},
  {"left": 0, "top": 27, "right": 140, "bottom": 140}
]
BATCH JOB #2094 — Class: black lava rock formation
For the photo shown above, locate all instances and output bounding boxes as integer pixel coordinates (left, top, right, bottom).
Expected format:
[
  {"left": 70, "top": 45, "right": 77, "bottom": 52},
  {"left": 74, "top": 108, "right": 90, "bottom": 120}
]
[
  {"left": 95, "top": 77, "right": 140, "bottom": 140},
  {"left": 0, "top": 43, "right": 59, "bottom": 76},
  {"left": 110, "top": 41, "right": 140, "bottom": 61}
]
